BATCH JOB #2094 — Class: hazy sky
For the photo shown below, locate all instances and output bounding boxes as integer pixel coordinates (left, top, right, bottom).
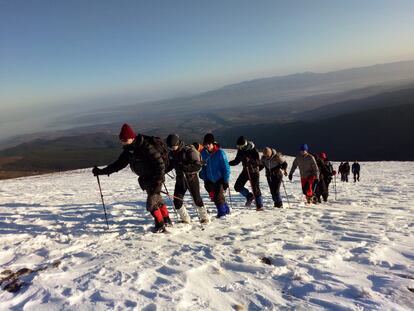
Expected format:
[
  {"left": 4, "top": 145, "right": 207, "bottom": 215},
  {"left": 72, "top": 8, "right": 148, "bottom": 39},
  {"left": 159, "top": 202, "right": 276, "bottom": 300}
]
[{"left": 1, "top": 0, "right": 414, "bottom": 116}]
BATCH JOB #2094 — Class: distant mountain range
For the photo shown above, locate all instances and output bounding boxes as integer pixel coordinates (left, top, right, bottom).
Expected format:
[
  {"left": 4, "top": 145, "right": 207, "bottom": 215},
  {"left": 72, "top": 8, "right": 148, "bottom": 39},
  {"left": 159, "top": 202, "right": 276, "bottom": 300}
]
[
  {"left": 1, "top": 84, "right": 414, "bottom": 179},
  {"left": 3, "top": 59, "right": 414, "bottom": 148},
  {"left": 1, "top": 60, "right": 414, "bottom": 177}
]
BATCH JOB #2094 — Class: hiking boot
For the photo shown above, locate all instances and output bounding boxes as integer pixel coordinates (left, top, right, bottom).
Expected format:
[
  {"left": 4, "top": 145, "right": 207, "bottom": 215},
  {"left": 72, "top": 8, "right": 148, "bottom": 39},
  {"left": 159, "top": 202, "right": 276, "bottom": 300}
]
[
  {"left": 152, "top": 221, "right": 166, "bottom": 233},
  {"left": 245, "top": 194, "right": 254, "bottom": 207},
  {"left": 256, "top": 206, "right": 264, "bottom": 211},
  {"left": 197, "top": 206, "right": 210, "bottom": 224},
  {"left": 312, "top": 196, "right": 318, "bottom": 204},
  {"left": 274, "top": 202, "right": 283, "bottom": 208},
  {"left": 177, "top": 207, "right": 191, "bottom": 224},
  {"left": 216, "top": 204, "right": 227, "bottom": 218},
  {"left": 306, "top": 196, "right": 312, "bottom": 204},
  {"left": 164, "top": 217, "right": 173, "bottom": 227},
  {"left": 222, "top": 203, "right": 230, "bottom": 215}
]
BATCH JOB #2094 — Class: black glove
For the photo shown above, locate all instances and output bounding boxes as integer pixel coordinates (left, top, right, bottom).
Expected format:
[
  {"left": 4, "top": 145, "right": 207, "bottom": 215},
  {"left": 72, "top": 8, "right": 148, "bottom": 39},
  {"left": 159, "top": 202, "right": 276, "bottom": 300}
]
[
  {"left": 288, "top": 173, "right": 293, "bottom": 181},
  {"left": 92, "top": 166, "right": 101, "bottom": 176},
  {"left": 223, "top": 182, "right": 229, "bottom": 190}
]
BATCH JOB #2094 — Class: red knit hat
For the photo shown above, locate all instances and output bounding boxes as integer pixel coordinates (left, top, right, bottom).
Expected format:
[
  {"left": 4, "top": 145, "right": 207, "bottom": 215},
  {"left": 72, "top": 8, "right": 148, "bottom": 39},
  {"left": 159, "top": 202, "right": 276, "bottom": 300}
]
[{"left": 119, "top": 123, "right": 136, "bottom": 141}]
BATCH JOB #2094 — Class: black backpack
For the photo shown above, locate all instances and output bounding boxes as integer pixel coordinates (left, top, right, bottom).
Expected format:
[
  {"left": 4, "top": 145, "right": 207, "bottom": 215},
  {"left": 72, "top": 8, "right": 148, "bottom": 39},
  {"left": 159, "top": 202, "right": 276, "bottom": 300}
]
[{"left": 143, "top": 135, "right": 170, "bottom": 167}]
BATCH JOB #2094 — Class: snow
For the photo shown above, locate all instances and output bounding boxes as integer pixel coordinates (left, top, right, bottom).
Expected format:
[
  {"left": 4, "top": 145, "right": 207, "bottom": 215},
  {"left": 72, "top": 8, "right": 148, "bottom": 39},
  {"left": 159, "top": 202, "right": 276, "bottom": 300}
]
[{"left": 0, "top": 150, "right": 413, "bottom": 310}]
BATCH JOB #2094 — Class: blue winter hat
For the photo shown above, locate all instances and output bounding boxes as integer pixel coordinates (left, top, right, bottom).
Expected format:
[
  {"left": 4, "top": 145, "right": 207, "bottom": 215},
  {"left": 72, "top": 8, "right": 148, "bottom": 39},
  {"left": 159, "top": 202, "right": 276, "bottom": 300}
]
[{"left": 300, "top": 143, "right": 309, "bottom": 151}]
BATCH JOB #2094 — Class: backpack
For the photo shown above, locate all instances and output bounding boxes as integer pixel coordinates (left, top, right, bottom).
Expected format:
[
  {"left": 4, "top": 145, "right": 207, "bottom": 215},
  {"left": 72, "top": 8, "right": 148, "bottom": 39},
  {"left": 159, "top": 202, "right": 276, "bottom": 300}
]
[{"left": 143, "top": 135, "right": 169, "bottom": 167}]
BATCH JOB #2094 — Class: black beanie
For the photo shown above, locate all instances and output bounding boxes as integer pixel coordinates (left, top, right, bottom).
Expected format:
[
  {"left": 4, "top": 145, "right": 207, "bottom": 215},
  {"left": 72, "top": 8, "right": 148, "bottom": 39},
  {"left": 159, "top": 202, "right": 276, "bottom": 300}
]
[
  {"left": 203, "top": 133, "right": 215, "bottom": 145},
  {"left": 236, "top": 136, "right": 247, "bottom": 146},
  {"left": 166, "top": 134, "right": 180, "bottom": 147}
]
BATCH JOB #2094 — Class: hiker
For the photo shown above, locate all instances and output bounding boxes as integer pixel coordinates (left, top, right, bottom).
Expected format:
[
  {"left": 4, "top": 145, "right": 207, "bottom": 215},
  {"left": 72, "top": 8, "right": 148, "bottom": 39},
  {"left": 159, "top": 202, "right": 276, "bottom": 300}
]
[
  {"left": 229, "top": 136, "right": 263, "bottom": 211},
  {"left": 199, "top": 133, "right": 231, "bottom": 218},
  {"left": 261, "top": 147, "right": 288, "bottom": 208},
  {"left": 314, "top": 152, "right": 335, "bottom": 203},
  {"left": 92, "top": 123, "right": 171, "bottom": 233},
  {"left": 166, "top": 134, "right": 209, "bottom": 224},
  {"left": 352, "top": 161, "right": 360, "bottom": 182},
  {"left": 288, "top": 144, "right": 320, "bottom": 204},
  {"left": 342, "top": 161, "right": 350, "bottom": 182},
  {"left": 192, "top": 142, "right": 204, "bottom": 153},
  {"left": 338, "top": 162, "right": 344, "bottom": 182}
]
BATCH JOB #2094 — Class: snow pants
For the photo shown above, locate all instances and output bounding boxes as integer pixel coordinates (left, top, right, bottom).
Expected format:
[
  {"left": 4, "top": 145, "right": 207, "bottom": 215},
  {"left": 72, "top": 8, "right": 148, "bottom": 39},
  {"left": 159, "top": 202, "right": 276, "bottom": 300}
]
[
  {"left": 234, "top": 168, "right": 262, "bottom": 207},
  {"left": 353, "top": 172, "right": 360, "bottom": 182},
  {"left": 146, "top": 183, "right": 165, "bottom": 213},
  {"left": 204, "top": 180, "right": 226, "bottom": 207},
  {"left": 315, "top": 177, "right": 329, "bottom": 202},
  {"left": 174, "top": 172, "right": 204, "bottom": 209},
  {"left": 266, "top": 173, "right": 282, "bottom": 205},
  {"left": 300, "top": 176, "right": 317, "bottom": 198}
]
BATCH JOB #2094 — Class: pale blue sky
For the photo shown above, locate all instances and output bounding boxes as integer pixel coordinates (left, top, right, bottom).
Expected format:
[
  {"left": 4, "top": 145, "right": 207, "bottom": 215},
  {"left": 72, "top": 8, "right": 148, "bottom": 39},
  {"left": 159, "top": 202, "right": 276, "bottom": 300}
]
[{"left": 1, "top": 0, "right": 414, "bottom": 113}]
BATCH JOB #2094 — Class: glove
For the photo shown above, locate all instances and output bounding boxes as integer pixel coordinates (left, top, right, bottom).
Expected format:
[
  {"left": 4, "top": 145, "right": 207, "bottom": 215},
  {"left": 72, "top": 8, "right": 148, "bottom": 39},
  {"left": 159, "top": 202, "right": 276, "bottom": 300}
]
[
  {"left": 92, "top": 166, "right": 101, "bottom": 176},
  {"left": 333, "top": 170, "right": 337, "bottom": 176},
  {"left": 283, "top": 170, "right": 288, "bottom": 177},
  {"left": 223, "top": 182, "right": 229, "bottom": 191},
  {"left": 288, "top": 173, "right": 293, "bottom": 181}
]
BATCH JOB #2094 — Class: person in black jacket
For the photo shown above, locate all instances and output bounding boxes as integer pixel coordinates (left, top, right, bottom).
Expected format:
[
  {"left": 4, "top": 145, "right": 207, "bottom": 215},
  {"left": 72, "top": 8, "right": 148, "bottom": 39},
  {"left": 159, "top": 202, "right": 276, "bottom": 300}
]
[
  {"left": 92, "top": 123, "right": 171, "bottom": 233},
  {"left": 166, "top": 134, "right": 209, "bottom": 224},
  {"left": 342, "top": 161, "right": 350, "bottom": 182},
  {"left": 229, "top": 136, "right": 263, "bottom": 210},
  {"left": 352, "top": 161, "right": 360, "bottom": 182},
  {"left": 314, "top": 152, "right": 334, "bottom": 203}
]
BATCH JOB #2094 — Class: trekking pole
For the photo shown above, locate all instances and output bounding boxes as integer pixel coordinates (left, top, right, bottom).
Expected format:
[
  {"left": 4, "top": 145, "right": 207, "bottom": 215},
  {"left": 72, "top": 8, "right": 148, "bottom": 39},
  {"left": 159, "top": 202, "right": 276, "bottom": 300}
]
[
  {"left": 166, "top": 172, "right": 175, "bottom": 180},
  {"left": 161, "top": 190, "right": 184, "bottom": 202},
  {"left": 96, "top": 175, "right": 109, "bottom": 230},
  {"left": 227, "top": 188, "right": 233, "bottom": 213},
  {"left": 334, "top": 175, "right": 337, "bottom": 201},
  {"left": 182, "top": 173, "right": 204, "bottom": 229},
  {"left": 281, "top": 178, "right": 291, "bottom": 209},
  {"left": 162, "top": 182, "right": 179, "bottom": 218}
]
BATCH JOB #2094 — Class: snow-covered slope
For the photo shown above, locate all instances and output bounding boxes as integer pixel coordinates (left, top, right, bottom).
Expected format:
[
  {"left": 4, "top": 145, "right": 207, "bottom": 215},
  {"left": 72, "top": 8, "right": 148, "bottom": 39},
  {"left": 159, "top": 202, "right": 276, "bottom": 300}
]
[{"left": 0, "top": 150, "right": 413, "bottom": 310}]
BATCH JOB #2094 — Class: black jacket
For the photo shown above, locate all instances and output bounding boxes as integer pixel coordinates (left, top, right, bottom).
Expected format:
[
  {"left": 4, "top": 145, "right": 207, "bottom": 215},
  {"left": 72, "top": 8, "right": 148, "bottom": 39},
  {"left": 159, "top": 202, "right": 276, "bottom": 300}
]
[
  {"left": 229, "top": 141, "right": 261, "bottom": 172},
  {"left": 352, "top": 162, "right": 360, "bottom": 173},
  {"left": 100, "top": 134, "right": 165, "bottom": 184}
]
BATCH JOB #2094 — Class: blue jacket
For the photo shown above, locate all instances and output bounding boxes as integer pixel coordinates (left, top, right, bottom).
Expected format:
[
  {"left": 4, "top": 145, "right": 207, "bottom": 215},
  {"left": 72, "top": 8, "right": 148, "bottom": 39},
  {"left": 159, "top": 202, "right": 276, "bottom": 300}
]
[{"left": 200, "top": 146, "right": 230, "bottom": 183}]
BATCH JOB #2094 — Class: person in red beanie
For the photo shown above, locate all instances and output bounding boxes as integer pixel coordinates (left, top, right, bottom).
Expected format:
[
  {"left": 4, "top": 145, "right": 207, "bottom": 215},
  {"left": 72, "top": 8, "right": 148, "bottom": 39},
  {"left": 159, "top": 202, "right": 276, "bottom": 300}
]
[
  {"left": 314, "top": 152, "right": 335, "bottom": 203},
  {"left": 92, "top": 123, "right": 171, "bottom": 233}
]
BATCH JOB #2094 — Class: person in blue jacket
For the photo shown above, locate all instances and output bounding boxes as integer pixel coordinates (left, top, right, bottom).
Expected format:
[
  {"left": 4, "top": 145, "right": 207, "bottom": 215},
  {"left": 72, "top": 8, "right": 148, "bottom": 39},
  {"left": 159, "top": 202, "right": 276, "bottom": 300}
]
[{"left": 199, "top": 133, "right": 231, "bottom": 218}]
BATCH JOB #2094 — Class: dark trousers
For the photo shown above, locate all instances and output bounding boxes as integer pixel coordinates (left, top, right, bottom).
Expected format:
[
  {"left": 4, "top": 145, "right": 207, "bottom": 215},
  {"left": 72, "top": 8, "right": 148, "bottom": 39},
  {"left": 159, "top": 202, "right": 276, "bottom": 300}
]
[
  {"left": 234, "top": 169, "right": 261, "bottom": 198},
  {"left": 174, "top": 173, "right": 204, "bottom": 209},
  {"left": 146, "top": 183, "right": 165, "bottom": 213},
  {"left": 267, "top": 174, "right": 282, "bottom": 204},
  {"left": 353, "top": 172, "right": 360, "bottom": 182},
  {"left": 315, "top": 177, "right": 329, "bottom": 202},
  {"left": 204, "top": 180, "right": 226, "bottom": 206}
]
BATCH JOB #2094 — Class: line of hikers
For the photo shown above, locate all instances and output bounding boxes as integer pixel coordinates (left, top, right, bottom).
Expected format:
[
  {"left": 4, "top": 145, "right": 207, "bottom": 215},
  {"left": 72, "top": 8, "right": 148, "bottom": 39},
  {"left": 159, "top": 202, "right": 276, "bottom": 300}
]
[
  {"left": 92, "top": 124, "right": 339, "bottom": 233},
  {"left": 338, "top": 161, "right": 361, "bottom": 182}
]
